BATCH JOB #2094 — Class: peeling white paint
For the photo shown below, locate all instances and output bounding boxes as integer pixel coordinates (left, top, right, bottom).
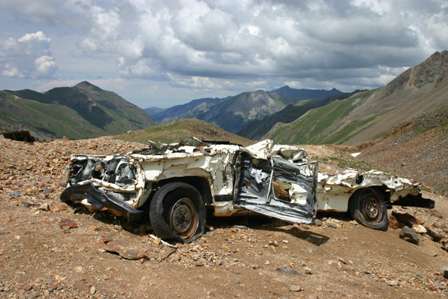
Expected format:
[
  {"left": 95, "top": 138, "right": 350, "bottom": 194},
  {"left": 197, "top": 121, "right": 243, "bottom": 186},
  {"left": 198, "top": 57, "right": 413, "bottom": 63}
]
[{"left": 65, "top": 139, "right": 428, "bottom": 221}]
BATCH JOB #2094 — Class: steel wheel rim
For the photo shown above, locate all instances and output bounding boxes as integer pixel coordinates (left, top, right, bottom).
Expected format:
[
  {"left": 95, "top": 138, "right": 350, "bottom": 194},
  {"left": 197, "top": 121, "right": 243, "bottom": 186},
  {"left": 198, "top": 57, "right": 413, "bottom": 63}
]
[
  {"left": 363, "top": 196, "right": 380, "bottom": 220},
  {"left": 169, "top": 197, "right": 199, "bottom": 239}
]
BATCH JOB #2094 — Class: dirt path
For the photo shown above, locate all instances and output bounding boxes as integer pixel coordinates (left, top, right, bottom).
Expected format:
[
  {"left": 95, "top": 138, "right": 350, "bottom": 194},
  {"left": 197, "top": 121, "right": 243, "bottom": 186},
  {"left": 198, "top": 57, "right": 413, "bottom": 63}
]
[{"left": 0, "top": 137, "right": 447, "bottom": 298}]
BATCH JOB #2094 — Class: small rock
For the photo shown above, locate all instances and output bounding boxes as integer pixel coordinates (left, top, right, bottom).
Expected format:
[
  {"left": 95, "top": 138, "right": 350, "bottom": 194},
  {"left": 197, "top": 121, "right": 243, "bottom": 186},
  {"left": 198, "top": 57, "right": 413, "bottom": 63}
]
[
  {"left": 38, "top": 203, "right": 50, "bottom": 211},
  {"left": 426, "top": 227, "right": 443, "bottom": 242},
  {"left": 399, "top": 226, "right": 419, "bottom": 245},
  {"left": 442, "top": 242, "right": 448, "bottom": 252},
  {"left": 314, "top": 219, "right": 322, "bottom": 226},
  {"left": 386, "top": 279, "right": 399, "bottom": 287},
  {"left": 104, "top": 240, "right": 148, "bottom": 260},
  {"left": 276, "top": 266, "right": 299, "bottom": 276},
  {"left": 392, "top": 211, "right": 417, "bottom": 227},
  {"left": 8, "top": 191, "right": 22, "bottom": 198},
  {"left": 74, "top": 266, "right": 83, "bottom": 273},
  {"left": 327, "top": 223, "right": 338, "bottom": 229},
  {"left": 90, "top": 286, "right": 96, "bottom": 295},
  {"left": 289, "top": 285, "right": 303, "bottom": 292},
  {"left": 412, "top": 224, "right": 427, "bottom": 234},
  {"left": 268, "top": 240, "right": 279, "bottom": 247},
  {"left": 59, "top": 218, "right": 78, "bottom": 230},
  {"left": 443, "top": 267, "right": 448, "bottom": 279},
  {"left": 50, "top": 202, "right": 68, "bottom": 213},
  {"left": 304, "top": 267, "right": 312, "bottom": 275}
]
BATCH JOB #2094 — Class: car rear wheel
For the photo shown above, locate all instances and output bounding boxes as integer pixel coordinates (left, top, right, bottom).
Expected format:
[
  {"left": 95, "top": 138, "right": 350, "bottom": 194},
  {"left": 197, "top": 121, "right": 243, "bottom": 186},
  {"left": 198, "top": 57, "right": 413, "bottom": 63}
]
[
  {"left": 351, "top": 188, "right": 388, "bottom": 231},
  {"left": 149, "top": 182, "right": 205, "bottom": 242}
]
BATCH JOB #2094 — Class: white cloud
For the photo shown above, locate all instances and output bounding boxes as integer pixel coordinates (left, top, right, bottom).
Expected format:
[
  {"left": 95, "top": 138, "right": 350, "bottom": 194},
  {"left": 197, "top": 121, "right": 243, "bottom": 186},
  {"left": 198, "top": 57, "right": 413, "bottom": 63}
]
[
  {"left": 121, "top": 59, "right": 155, "bottom": 78},
  {"left": 18, "top": 31, "right": 51, "bottom": 43},
  {"left": 1, "top": 0, "right": 447, "bottom": 106},
  {"left": 0, "top": 31, "right": 56, "bottom": 78},
  {"left": 351, "top": 0, "right": 391, "bottom": 15},
  {"left": 34, "top": 55, "right": 56, "bottom": 75},
  {"left": 1, "top": 65, "right": 23, "bottom": 78},
  {"left": 167, "top": 73, "right": 232, "bottom": 90}
]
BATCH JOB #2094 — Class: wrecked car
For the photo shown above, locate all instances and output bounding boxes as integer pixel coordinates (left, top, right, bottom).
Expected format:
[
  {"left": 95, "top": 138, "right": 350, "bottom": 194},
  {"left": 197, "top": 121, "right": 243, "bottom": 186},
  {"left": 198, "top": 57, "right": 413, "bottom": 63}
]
[{"left": 61, "top": 139, "right": 434, "bottom": 242}]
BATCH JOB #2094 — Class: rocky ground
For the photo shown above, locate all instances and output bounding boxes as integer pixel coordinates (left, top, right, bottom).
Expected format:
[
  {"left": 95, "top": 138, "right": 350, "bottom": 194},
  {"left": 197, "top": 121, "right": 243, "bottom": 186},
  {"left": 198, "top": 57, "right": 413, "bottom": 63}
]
[{"left": 1, "top": 136, "right": 448, "bottom": 298}]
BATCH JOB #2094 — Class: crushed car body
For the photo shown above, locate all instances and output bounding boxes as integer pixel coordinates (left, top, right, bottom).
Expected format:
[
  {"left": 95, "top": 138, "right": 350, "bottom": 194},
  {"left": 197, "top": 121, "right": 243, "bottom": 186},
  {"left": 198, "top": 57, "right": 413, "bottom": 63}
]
[{"left": 61, "top": 139, "right": 434, "bottom": 241}]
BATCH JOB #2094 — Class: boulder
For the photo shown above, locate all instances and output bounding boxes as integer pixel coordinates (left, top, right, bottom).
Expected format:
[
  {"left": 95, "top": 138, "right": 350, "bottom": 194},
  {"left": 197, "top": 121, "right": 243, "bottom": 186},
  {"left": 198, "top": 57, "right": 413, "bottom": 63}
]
[{"left": 399, "top": 226, "right": 419, "bottom": 245}]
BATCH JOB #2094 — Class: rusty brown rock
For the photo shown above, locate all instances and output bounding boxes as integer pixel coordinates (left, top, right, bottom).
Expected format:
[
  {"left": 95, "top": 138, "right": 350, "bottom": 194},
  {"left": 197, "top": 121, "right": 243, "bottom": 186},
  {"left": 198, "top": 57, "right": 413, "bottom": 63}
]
[{"left": 59, "top": 218, "right": 79, "bottom": 230}]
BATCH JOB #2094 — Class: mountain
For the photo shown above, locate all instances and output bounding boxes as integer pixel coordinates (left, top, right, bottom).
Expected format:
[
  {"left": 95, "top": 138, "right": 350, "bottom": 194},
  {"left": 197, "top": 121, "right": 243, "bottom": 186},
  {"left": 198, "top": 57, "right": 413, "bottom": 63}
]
[
  {"left": 117, "top": 118, "right": 252, "bottom": 145},
  {"left": 270, "top": 86, "right": 345, "bottom": 105},
  {"left": 144, "top": 106, "right": 165, "bottom": 118},
  {"left": 239, "top": 90, "right": 355, "bottom": 139},
  {"left": 193, "top": 90, "right": 287, "bottom": 132},
  {"left": 0, "top": 81, "right": 152, "bottom": 139},
  {"left": 151, "top": 97, "right": 220, "bottom": 122},
  {"left": 268, "top": 51, "right": 448, "bottom": 144},
  {"left": 151, "top": 87, "right": 345, "bottom": 133}
]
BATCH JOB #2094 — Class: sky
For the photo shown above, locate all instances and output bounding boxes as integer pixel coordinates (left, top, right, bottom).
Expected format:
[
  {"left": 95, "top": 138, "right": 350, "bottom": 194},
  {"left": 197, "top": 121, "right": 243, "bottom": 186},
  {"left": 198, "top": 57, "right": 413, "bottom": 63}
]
[{"left": 0, "top": 0, "right": 447, "bottom": 108}]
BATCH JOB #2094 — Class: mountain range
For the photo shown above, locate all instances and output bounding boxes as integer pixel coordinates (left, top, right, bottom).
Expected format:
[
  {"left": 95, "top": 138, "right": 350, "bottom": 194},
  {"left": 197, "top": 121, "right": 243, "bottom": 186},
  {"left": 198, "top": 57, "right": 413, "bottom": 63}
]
[
  {"left": 2, "top": 50, "right": 446, "bottom": 149},
  {"left": 0, "top": 81, "right": 152, "bottom": 139},
  {"left": 149, "top": 87, "right": 347, "bottom": 134},
  {"left": 267, "top": 50, "right": 448, "bottom": 144}
]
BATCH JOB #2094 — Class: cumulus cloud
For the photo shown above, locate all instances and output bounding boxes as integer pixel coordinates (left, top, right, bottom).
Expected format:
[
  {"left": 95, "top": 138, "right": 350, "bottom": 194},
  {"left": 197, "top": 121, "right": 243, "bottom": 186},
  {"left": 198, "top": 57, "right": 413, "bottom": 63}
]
[
  {"left": 0, "top": 31, "right": 56, "bottom": 78},
  {"left": 1, "top": 65, "right": 23, "bottom": 78},
  {"left": 70, "top": 0, "right": 447, "bottom": 90},
  {"left": 18, "top": 31, "right": 51, "bottom": 43},
  {"left": 34, "top": 55, "right": 56, "bottom": 74},
  {"left": 0, "top": 0, "right": 447, "bottom": 105}
]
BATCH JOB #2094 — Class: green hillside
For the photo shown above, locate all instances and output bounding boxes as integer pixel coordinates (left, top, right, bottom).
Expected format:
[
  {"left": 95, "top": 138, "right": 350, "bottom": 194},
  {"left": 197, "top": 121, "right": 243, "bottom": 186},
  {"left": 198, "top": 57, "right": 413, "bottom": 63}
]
[
  {"left": 266, "top": 91, "right": 375, "bottom": 144},
  {"left": 0, "top": 82, "right": 152, "bottom": 139},
  {"left": 0, "top": 91, "right": 102, "bottom": 138},
  {"left": 117, "top": 118, "right": 252, "bottom": 145}
]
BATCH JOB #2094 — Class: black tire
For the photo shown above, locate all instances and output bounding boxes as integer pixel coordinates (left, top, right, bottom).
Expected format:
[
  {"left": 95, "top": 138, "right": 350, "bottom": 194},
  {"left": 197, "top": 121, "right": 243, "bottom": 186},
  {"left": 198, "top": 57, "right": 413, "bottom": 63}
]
[
  {"left": 149, "top": 182, "right": 206, "bottom": 242},
  {"left": 351, "top": 188, "right": 388, "bottom": 231}
]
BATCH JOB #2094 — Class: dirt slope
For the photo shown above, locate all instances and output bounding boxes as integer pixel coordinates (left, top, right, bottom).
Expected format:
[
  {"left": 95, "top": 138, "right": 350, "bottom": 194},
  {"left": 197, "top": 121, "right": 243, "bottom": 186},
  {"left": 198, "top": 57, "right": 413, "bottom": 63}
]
[
  {"left": 0, "top": 137, "right": 447, "bottom": 298},
  {"left": 355, "top": 109, "right": 448, "bottom": 196}
]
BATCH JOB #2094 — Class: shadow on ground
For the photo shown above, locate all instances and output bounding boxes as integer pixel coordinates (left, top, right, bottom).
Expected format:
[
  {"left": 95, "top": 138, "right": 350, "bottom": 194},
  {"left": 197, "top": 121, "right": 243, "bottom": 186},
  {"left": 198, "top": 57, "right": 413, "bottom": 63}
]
[
  {"left": 208, "top": 214, "right": 330, "bottom": 246},
  {"left": 63, "top": 200, "right": 354, "bottom": 246}
]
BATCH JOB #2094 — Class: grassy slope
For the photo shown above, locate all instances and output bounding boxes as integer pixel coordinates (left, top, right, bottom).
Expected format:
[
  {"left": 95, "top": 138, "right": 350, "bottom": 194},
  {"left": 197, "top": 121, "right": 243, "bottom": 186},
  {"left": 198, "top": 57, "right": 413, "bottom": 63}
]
[
  {"left": 0, "top": 92, "right": 102, "bottom": 138},
  {"left": 117, "top": 118, "right": 252, "bottom": 145},
  {"left": 266, "top": 91, "right": 375, "bottom": 144},
  {"left": 75, "top": 85, "right": 152, "bottom": 133},
  {"left": 1, "top": 82, "right": 152, "bottom": 139}
]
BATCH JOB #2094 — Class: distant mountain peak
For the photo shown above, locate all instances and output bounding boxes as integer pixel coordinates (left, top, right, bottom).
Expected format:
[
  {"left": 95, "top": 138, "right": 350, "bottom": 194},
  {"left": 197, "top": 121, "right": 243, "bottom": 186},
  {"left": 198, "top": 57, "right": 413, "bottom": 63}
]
[
  {"left": 385, "top": 50, "right": 448, "bottom": 94},
  {"left": 75, "top": 81, "right": 101, "bottom": 90}
]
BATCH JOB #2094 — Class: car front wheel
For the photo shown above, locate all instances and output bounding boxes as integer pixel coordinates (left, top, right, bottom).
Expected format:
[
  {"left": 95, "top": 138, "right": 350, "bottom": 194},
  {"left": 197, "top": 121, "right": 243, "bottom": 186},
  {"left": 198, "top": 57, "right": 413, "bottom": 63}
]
[{"left": 149, "top": 182, "right": 206, "bottom": 242}]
